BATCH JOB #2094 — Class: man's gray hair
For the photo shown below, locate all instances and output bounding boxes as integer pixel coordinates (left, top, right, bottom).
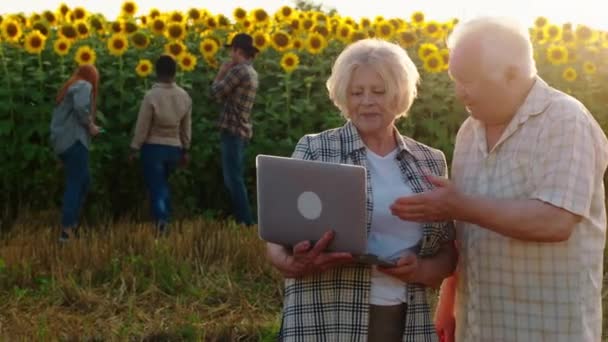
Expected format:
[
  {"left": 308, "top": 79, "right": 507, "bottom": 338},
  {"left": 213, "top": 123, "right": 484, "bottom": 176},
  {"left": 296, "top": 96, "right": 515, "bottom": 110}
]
[{"left": 447, "top": 17, "right": 537, "bottom": 79}]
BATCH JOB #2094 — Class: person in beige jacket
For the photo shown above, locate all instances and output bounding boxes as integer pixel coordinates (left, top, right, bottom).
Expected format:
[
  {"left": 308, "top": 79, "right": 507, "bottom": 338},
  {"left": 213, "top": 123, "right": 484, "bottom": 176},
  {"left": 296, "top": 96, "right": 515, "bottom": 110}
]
[{"left": 130, "top": 55, "right": 192, "bottom": 235}]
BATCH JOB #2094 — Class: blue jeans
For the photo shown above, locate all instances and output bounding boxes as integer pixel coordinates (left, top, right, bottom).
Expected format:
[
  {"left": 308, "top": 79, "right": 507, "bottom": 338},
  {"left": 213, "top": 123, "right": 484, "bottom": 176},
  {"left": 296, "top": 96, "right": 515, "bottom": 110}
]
[
  {"left": 59, "top": 141, "right": 90, "bottom": 228},
  {"left": 140, "top": 144, "right": 182, "bottom": 225},
  {"left": 220, "top": 131, "right": 253, "bottom": 225}
]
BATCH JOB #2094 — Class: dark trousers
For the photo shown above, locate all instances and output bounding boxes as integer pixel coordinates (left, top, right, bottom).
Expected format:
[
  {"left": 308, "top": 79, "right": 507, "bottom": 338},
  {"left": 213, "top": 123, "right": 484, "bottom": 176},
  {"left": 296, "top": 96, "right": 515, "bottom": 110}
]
[{"left": 220, "top": 131, "right": 253, "bottom": 225}]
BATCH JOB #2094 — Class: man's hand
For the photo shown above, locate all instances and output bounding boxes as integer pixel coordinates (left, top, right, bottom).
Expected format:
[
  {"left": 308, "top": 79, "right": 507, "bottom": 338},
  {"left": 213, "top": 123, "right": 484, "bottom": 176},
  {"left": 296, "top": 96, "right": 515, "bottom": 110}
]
[
  {"left": 88, "top": 123, "right": 101, "bottom": 137},
  {"left": 390, "top": 175, "right": 463, "bottom": 222},
  {"left": 180, "top": 151, "right": 190, "bottom": 167},
  {"left": 268, "top": 231, "right": 354, "bottom": 278}
]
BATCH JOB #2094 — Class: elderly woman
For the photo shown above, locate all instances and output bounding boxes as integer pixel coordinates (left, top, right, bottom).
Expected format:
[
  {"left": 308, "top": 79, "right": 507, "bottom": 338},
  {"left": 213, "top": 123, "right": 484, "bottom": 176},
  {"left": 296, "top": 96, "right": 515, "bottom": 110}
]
[
  {"left": 130, "top": 55, "right": 192, "bottom": 235},
  {"left": 266, "top": 39, "right": 457, "bottom": 341},
  {"left": 50, "top": 64, "right": 101, "bottom": 242}
]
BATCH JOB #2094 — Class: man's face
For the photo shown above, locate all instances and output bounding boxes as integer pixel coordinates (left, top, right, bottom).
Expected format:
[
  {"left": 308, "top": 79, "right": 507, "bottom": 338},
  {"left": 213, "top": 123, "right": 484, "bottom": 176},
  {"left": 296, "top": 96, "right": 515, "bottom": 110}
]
[{"left": 448, "top": 40, "right": 512, "bottom": 124}]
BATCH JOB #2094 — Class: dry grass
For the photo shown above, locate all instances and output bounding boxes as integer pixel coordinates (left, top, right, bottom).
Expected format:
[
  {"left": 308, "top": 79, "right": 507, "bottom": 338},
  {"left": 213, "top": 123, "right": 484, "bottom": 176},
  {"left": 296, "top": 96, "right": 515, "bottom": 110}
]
[
  {"left": 0, "top": 218, "right": 607, "bottom": 340},
  {"left": 0, "top": 219, "right": 283, "bottom": 341}
]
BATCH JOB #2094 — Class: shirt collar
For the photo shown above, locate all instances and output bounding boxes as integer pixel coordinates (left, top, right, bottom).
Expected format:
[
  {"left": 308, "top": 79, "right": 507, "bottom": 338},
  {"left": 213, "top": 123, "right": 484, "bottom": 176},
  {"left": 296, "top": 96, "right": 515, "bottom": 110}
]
[
  {"left": 342, "top": 120, "right": 413, "bottom": 157},
  {"left": 152, "top": 82, "right": 177, "bottom": 88}
]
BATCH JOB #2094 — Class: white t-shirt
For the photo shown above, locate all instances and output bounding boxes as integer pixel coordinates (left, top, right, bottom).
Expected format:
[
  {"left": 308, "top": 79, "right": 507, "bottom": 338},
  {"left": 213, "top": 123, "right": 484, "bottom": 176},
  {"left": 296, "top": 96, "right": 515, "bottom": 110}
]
[{"left": 366, "top": 148, "right": 423, "bottom": 306}]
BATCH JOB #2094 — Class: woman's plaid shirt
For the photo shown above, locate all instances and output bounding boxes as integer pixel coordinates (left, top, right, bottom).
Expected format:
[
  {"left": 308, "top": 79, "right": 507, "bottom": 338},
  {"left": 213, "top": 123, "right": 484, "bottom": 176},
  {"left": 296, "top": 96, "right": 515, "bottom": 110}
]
[{"left": 279, "top": 121, "right": 455, "bottom": 341}]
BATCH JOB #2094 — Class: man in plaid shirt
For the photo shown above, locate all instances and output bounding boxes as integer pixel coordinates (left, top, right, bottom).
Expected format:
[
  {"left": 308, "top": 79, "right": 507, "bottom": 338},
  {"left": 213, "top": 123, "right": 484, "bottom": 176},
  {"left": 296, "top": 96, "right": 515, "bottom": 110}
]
[
  {"left": 393, "top": 17, "right": 608, "bottom": 342},
  {"left": 211, "top": 33, "right": 259, "bottom": 226}
]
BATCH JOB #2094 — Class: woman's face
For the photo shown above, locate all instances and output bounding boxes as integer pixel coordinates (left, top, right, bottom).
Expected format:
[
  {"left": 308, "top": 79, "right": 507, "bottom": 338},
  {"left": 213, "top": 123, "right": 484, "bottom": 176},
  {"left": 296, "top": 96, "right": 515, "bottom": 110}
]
[{"left": 346, "top": 65, "right": 396, "bottom": 136}]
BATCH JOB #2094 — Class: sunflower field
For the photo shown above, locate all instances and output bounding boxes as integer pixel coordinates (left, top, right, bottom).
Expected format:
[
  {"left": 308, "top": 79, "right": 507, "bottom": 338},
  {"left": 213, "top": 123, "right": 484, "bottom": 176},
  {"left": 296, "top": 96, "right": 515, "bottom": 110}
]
[{"left": 1, "top": 2, "right": 607, "bottom": 224}]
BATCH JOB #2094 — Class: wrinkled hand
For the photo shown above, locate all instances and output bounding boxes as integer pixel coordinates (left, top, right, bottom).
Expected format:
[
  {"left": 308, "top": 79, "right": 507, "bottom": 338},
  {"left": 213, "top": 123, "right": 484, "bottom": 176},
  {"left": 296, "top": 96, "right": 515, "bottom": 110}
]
[
  {"left": 390, "top": 175, "right": 461, "bottom": 222},
  {"left": 377, "top": 251, "right": 420, "bottom": 283},
  {"left": 274, "top": 231, "right": 353, "bottom": 278}
]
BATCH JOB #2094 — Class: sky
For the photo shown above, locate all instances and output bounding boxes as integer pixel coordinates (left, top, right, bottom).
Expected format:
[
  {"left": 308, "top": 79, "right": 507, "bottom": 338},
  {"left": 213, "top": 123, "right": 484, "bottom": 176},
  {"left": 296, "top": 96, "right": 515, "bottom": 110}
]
[{"left": 1, "top": 0, "right": 606, "bottom": 30}]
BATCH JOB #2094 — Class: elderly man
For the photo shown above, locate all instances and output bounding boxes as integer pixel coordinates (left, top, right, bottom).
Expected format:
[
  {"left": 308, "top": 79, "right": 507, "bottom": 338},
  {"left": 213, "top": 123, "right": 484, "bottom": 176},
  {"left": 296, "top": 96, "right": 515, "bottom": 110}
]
[{"left": 390, "top": 17, "right": 608, "bottom": 341}]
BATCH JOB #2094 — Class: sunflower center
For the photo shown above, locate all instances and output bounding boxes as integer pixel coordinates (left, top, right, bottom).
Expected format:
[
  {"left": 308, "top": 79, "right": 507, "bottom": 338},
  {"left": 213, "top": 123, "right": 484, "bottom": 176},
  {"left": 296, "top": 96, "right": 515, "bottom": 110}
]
[
  {"left": 235, "top": 9, "right": 246, "bottom": 19},
  {"left": 282, "top": 8, "right": 292, "bottom": 17},
  {"left": 170, "top": 44, "right": 183, "bottom": 55},
  {"left": 189, "top": 10, "right": 200, "bottom": 20},
  {"left": 141, "top": 64, "right": 149, "bottom": 72},
  {"left": 285, "top": 57, "right": 294, "bottom": 67},
  {"left": 414, "top": 14, "right": 423, "bottom": 22},
  {"left": 7, "top": 24, "right": 18, "bottom": 37},
  {"left": 74, "top": 10, "right": 85, "bottom": 20},
  {"left": 310, "top": 38, "right": 321, "bottom": 49},
  {"left": 303, "top": 20, "right": 313, "bottom": 30},
  {"left": 78, "top": 25, "right": 88, "bottom": 35},
  {"left": 255, "top": 10, "right": 268, "bottom": 22},
  {"left": 204, "top": 44, "right": 213, "bottom": 52},
  {"left": 81, "top": 52, "right": 91, "bottom": 61},
  {"left": 274, "top": 33, "right": 289, "bottom": 47},
  {"left": 59, "top": 43, "right": 67, "bottom": 50},
  {"left": 381, "top": 25, "right": 391, "bottom": 36},
  {"left": 427, "top": 25, "right": 437, "bottom": 33},
  {"left": 113, "top": 39, "right": 125, "bottom": 50},
  {"left": 428, "top": 58, "right": 439, "bottom": 68},
  {"left": 124, "top": 4, "right": 135, "bottom": 13},
  {"left": 183, "top": 58, "right": 192, "bottom": 66},
  {"left": 62, "top": 26, "right": 77, "bottom": 39},
  {"left": 153, "top": 21, "right": 164, "bottom": 31},
  {"left": 340, "top": 28, "right": 350, "bottom": 37},
  {"left": 551, "top": 50, "right": 563, "bottom": 60},
  {"left": 169, "top": 26, "right": 183, "bottom": 38},
  {"left": 255, "top": 36, "right": 266, "bottom": 46},
  {"left": 30, "top": 36, "right": 42, "bottom": 48}
]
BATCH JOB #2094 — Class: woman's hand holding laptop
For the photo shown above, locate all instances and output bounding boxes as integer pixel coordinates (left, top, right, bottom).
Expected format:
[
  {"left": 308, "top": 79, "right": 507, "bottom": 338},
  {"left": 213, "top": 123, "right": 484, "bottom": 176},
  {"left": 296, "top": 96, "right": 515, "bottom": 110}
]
[{"left": 267, "top": 230, "right": 354, "bottom": 278}]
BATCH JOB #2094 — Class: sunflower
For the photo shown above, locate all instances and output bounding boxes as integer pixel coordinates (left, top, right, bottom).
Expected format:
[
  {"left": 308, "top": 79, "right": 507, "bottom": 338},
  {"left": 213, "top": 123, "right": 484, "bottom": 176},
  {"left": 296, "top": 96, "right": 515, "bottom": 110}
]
[
  {"left": 233, "top": 7, "right": 247, "bottom": 23},
  {"left": 583, "top": 61, "right": 597, "bottom": 75},
  {"left": 242, "top": 19, "right": 253, "bottom": 32},
  {"left": 131, "top": 31, "right": 149, "bottom": 49},
  {"left": 289, "top": 18, "right": 301, "bottom": 32},
  {"left": 252, "top": 31, "right": 270, "bottom": 51},
  {"left": 199, "top": 37, "right": 219, "bottom": 57},
  {"left": 562, "top": 66, "right": 577, "bottom": 82},
  {"left": 418, "top": 43, "right": 439, "bottom": 60},
  {"left": 166, "top": 23, "right": 186, "bottom": 40},
  {"left": 217, "top": 14, "right": 231, "bottom": 28},
  {"left": 544, "top": 24, "right": 561, "bottom": 41},
  {"left": 205, "top": 16, "right": 218, "bottom": 29},
  {"left": 53, "top": 37, "right": 71, "bottom": 56},
  {"left": 107, "top": 34, "right": 129, "bottom": 56},
  {"left": 313, "top": 25, "right": 330, "bottom": 38},
  {"left": 31, "top": 21, "right": 50, "bottom": 37},
  {"left": 280, "top": 52, "right": 299, "bottom": 73},
  {"left": 305, "top": 32, "right": 327, "bottom": 54},
  {"left": 121, "top": 1, "right": 138, "bottom": 18},
  {"left": 188, "top": 8, "right": 201, "bottom": 22},
  {"left": 23, "top": 31, "right": 46, "bottom": 54},
  {"left": 75, "top": 20, "right": 90, "bottom": 39},
  {"left": 124, "top": 21, "right": 138, "bottom": 34},
  {"left": 534, "top": 17, "right": 548, "bottom": 28},
  {"left": 109, "top": 21, "right": 123, "bottom": 34},
  {"left": 164, "top": 41, "right": 187, "bottom": 59},
  {"left": 375, "top": 21, "right": 394, "bottom": 40},
  {"left": 135, "top": 59, "right": 153, "bottom": 77},
  {"left": 291, "top": 37, "right": 304, "bottom": 50},
  {"left": 423, "top": 21, "right": 443, "bottom": 39},
  {"left": 336, "top": 23, "right": 353, "bottom": 43},
  {"left": 149, "top": 8, "right": 161, "bottom": 19},
  {"left": 396, "top": 30, "right": 417, "bottom": 48},
  {"left": 422, "top": 52, "right": 444, "bottom": 73},
  {"left": 561, "top": 30, "right": 575, "bottom": 45},
  {"left": 150, "top": 17, "right": 166, "bottom": 36},
  {"left": 302, "top": 18, "right": 314, "bottom": 31},
  {"left": 360, "top": 17, "right": 371, "bottom": 29},
  {"left": 59, "top": 23, "right": 78, "bottom": 40},
  {"left": 42, "top": 11, "right": 57, "bottom": 26},
  {"left": 75, "top": 45, "right": 96, "bottom": 65},
  {"left": 1, "top": 19, "right": 22, "bottom": 43},
  {"left": 89, "top": 16, "right": 105, "bottom": 33},
  {"left": 178, "top": 52, "right": 197, "bottom": 72},
  {"left": 271, "top": 31, "right": 291, "bottom": 51},
  {"left": 575, "top": 25, "right": 596, "bottom": 43},
  {"left": 169, "top": 11, "right": 185, "bottom": 23},
  {"left": 58, "top": 3, "right": 70, "bottom": 17},
  {"left": 411, "top": 11, "right": 425, "bottom": 26},
  {"left": 277, "top": 6, "right": 294, "bottom": 20},
  {"left": 546, "top": 45, "right": 568, "bottom": 65},
  {"left": 251, "top": 8, "right": 269, "bottom": 25},
  {"left": 531, "top": 28, "right": 546, "bottom": 44},
  {"left": 72, "top": 7, "right": 88, "bottom": 21}
]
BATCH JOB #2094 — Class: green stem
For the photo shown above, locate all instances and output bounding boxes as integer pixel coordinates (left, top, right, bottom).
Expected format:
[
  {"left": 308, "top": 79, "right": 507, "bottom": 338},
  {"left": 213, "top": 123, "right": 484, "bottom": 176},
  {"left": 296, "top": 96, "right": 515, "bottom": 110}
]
[
  {"left": 285, "top": 74, "right": 291, "bottom": 135},
  {"left": 119, "top": 56, "right": 124, "bottom": 115},
  {"left": 38, "top": 53, "right": 43, "bottom": 93}
]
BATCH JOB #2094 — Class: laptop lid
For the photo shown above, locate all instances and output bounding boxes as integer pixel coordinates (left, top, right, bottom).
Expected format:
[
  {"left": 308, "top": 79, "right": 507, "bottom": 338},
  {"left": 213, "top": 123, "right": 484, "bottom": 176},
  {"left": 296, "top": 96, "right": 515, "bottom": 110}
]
[{"left": 256, "top": 154, "right": 367, "bottom": 254}]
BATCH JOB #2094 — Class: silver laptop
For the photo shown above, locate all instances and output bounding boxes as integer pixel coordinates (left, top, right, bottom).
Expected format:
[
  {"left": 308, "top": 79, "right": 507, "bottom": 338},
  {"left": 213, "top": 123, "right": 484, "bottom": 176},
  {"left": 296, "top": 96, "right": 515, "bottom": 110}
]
[{"left": 256, "top": 154, "right": 396, "bottom": 267}]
